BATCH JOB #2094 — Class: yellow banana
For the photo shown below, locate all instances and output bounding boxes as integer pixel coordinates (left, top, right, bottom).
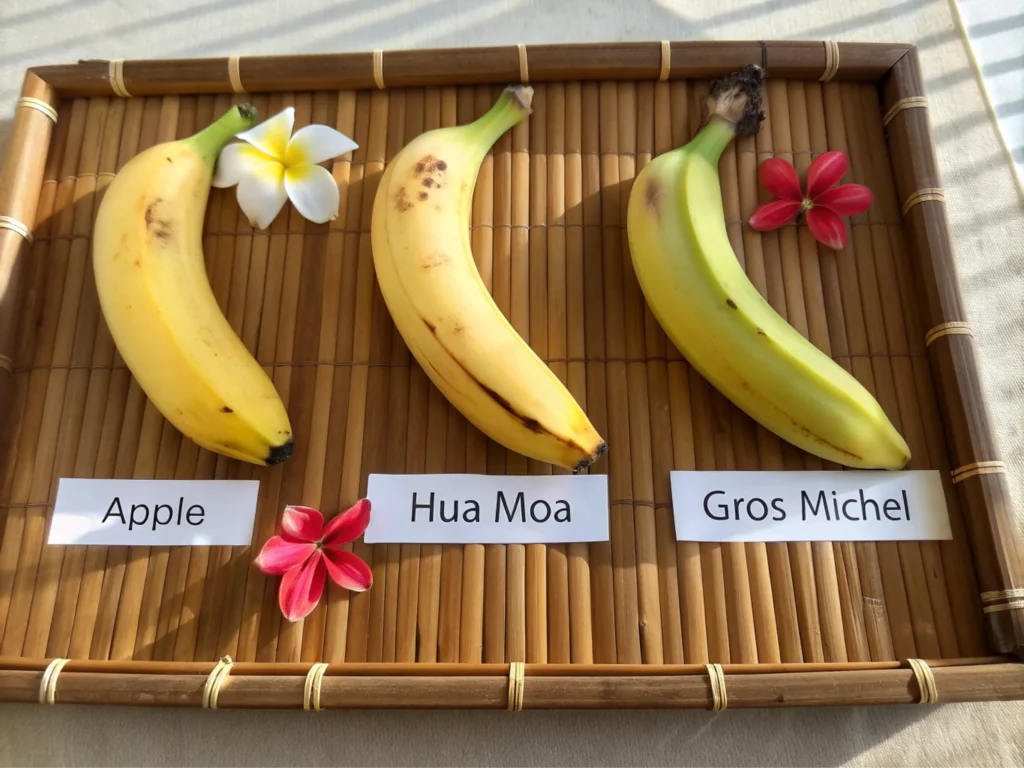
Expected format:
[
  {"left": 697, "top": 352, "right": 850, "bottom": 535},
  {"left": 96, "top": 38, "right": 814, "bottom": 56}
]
[
  {"left": 93, "top": 104, "right": 294, "bottom": 466},
  {"left": 627, "top": 67, "right": 910, "bottom": 470},
  {"left": 371, "top": 85, "right": 607, "bottom": 472}
]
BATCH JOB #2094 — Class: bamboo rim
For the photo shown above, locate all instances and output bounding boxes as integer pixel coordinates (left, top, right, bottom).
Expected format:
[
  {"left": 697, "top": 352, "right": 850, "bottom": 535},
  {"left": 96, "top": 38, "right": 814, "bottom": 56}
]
[
  {"left": 0, "top": 660, "right": 1019, "bottom": 709},
  {"left": 26, "top": 41, "right": 913, "bottom": 97}
]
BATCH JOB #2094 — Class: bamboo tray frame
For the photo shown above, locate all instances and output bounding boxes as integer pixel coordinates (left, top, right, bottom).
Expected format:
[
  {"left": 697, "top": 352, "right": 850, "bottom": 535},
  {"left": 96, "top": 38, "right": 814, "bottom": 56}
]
[{"left": 1, "top": 41, "right": 1023, "bottom": 711}]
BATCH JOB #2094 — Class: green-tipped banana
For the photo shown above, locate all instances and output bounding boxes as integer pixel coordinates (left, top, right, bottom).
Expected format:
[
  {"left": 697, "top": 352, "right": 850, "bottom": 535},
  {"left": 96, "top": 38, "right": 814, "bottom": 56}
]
[{"left": 626, "top": 66, "right": 910, "bottom": 469}]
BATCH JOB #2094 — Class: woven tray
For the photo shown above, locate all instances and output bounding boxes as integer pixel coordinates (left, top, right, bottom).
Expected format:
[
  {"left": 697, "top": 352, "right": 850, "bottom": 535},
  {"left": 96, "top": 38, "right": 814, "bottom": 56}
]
[{"left": 1, "top": 41, "right": 1023, "bottom": 711}]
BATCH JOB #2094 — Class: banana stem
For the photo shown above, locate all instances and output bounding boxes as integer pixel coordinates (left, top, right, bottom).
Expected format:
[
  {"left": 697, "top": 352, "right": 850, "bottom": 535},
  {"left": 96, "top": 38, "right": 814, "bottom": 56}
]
[
  {"left": 462, "top": 85, "right": 534, "bottom": 159},
  {"left": 187, "top": 103, "right": 259, "bottom": 165},
  {"left": 690, "top": 64, "right": 766, "bottom": 162}
]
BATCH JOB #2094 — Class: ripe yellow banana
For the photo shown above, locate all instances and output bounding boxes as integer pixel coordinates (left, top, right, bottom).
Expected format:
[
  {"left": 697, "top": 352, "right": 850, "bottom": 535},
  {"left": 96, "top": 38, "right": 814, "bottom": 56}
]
[
  {"left": 372, "top": 85, "right": 607, "bottom": 472},
  {"left": 93, "top": 104, "right": 294, "bottom": 466},
  {"left": 627, "top": 67, "right": 910, "bottom": 470}
]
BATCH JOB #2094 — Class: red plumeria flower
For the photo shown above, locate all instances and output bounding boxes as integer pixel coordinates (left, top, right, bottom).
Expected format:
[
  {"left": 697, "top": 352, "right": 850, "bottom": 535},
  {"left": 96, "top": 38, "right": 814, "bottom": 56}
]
[
  {"left": 749, "top": 150, "right": 872, "bottom": 250},
  {"left": 255, "top": 501, "right": 372, "bottom": 622}
]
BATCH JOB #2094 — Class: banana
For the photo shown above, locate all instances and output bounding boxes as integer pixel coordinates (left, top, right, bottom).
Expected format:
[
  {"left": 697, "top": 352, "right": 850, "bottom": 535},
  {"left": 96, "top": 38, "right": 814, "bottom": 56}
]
[
  {"left": 93, "top": 104, "right": 294, "bottom": 466},
  {"left": 627, "top": 67, "right": 910, "bottom": 470},
  {"left": 371, "top": 85, "right": 607, "bottom": 472}
]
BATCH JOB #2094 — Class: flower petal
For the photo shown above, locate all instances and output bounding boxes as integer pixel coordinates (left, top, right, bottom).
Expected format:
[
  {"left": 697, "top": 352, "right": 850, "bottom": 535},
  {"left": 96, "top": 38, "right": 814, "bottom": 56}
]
[
  {"left": 285, "top": 124, "right": 358, "bottom": 167},
  {"left": 758, "top": 158, "right": 803, "bottom": 202},
  {"left": 278, "top": 550, "right": 326, "bottom": 622},
  {"left": 749, "top": 200, "right": 802, "bottom": 231},
  {"left": 323, "top": 499, "right": 371, "bottom": 546},
  {"left": 281, "top": 505, "right": 324, "bottom": 543},
  {"left": 323, "top": 549, "right": 373, "bottom": 592},
  {"left": 236, "top": 161, "right": 288, "bottom": 229},
  {"left": 284, "top": 164, "right": 340, "bottom": 224},
  {"left": 212, "top": 142, "right": 276, "bottom": 188},
  {"left": 254, "top": 536, "right": 315, "bottom": 575},
  {"left": 806, "top": 206, "right": 848, "bottom": 250},
  {"left": 814, "top": 184, "right": 873, "bottom": 217},
  {"left": 807, "top": 150, "right": 849, "bottom": 199},
  {"left": 236, "top": 107, "right": 294, "bottom": 162}
]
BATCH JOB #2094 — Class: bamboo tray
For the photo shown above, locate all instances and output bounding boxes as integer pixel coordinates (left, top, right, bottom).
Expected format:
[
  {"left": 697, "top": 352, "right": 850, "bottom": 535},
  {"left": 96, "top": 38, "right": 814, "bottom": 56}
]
[{"left": 1, "top": 41, "right": 1023, "bottom": 711}]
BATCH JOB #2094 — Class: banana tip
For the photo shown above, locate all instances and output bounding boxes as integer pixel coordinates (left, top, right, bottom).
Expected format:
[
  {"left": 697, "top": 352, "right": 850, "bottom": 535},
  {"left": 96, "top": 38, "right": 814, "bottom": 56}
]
[
  {"left": 573, "top": 442, "right": 609, "bottom": 474},
  {"left": 266, "top": 437, "right": 294, "bottom": 466}
]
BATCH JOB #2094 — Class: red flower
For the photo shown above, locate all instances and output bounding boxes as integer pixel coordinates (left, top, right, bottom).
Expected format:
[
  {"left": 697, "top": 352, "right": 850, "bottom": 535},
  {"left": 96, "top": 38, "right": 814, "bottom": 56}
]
[
  {"left": 255, "top": 501, "right": 373, "bottom": 622},
  {"left": 749, "top": 150, "right": 872, "bottom": 250}
]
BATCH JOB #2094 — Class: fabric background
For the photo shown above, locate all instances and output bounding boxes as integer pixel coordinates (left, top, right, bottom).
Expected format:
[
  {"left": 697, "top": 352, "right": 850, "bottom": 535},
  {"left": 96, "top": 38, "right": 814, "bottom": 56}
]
[{"left": 1, "top": 0, "right": 1022, "bottom": 765}]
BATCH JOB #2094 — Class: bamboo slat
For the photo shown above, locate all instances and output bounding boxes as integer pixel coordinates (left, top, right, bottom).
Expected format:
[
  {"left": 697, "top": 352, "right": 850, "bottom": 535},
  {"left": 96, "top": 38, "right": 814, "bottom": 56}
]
[{"left": 1, "top": 42, "right": 1022, "bottom": 710}]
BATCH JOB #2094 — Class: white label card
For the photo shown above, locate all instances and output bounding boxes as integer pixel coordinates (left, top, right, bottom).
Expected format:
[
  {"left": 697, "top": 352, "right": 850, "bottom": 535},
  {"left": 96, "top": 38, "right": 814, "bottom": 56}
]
[
  {"left": 48, "top": 479, "right": 260, "bottom": 546},
  {"left": 364, "top": 473, "right": 609, "bottom": 544},
  {"left": 671, "top": 471, "right": 951, "bottom": 542}
]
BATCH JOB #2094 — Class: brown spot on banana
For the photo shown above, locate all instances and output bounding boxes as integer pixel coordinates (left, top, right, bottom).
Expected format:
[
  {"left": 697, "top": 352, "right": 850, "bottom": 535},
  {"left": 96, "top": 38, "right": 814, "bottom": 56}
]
[
  {"left": 395, "top": 187, "right": 413, "bottom": 212},
  {"left": 144, "top": 199, "right": 161, "bottom": 225},
  {"left": 644, "top": 178, "right": 661, "bottom": 215},
  {"left": 419, "top": 312, "right": 593, "bottom": 455},
  {"left": 144, "top": 198, "right": 173, "bottom": 241},
  {"left": 421, "top": 253, "right": 449, "bottom": 269},
  {"left": 797, "top": 423, "right": 862, "bottom": 462},
  {"left": 726, "top": 298, "right": 737, "bottom": 309}
]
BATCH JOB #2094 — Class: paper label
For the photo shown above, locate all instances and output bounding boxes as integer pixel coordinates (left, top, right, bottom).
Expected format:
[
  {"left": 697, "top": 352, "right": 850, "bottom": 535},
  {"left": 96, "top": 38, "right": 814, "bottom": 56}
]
[
  {"left": 48, "top": 479, "right": 260, "bottom": 546},
  {"left": 364, "top": 473, "right": 609, "bottom": 544},
  {"left": 671, "top": 471, "right": 951, "bottom": 542}
]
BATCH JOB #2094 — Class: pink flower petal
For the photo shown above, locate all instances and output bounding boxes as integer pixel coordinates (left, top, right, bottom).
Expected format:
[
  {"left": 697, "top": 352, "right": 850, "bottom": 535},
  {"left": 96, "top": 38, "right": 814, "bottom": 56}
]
[
  {"left": 278, "top": 550, "right": 326, "bottom": 622},
  {"left": 806, "top": 150, "right": 849, "bottom": 199},
  {"left": 323, "top": 499, "right": 371, "bottom": 546},
  {"left": 749, "top": 200, "right": 802, "bottom": 231},
  {"left": 281, "top": 505, "right": 323, "bottom": 543},
  {"left": 758, "top": 158, "right": 803, "bottom": 202},
  {"left": 254, "top": 536, "right": 316, "bottom": 575},
  {"left": 814, "top": 184, "right": 873, "bottom": 217},
  {"left": 806, "top": 206, "right": 848, "bottom": 250},
  {"left": 323, "top": 549, "right": 373, "bottom": 592}
]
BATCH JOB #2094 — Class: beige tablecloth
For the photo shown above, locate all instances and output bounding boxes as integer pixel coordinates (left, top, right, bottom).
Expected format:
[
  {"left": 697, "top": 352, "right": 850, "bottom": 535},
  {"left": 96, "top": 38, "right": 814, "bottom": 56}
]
[{"left": 1, "top": 0, "right": 1022, "bottom": 765}]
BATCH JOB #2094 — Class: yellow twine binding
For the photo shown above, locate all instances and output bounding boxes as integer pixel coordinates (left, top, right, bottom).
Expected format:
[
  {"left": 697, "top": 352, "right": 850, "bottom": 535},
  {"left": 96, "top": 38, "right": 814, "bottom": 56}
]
[
  {"left": 38, "top": 658, "right": 70, "bottom": 705},
  {"left": 984, "top": 598, "right": 1024, "bottom": 614},
  {"left": 925, "top": 321, "right": 972, "bottom": 346},
  {"left": 517, "top": 44, "right": 530, "bottom": 84},
  {"left": 951, "top": 460, "right": 1006, "bottom": 484},
  {"left": 373, "top": 50, "right": 385, "bottom": 90},
  {"left": 659, "top": 41, "right": 671, "bottom": 82},
  {"left": 228, "top": 56, "right": 245, "bottom": 94},
  {"left": 0, "top": 216, "right": 33, "bottom": 243},
  {"left": 706, "top": 663, "right": 728, "bottom": 711},
  {"left": 883, "top": 96, "right": 927, "bottom": 127},
  {"left": 17, "top": 97, "right": 57, "bottom": 123},
  {"left": 906, "top": 658, "right": 938, "bottom": 704},
  {"left": 303, "top": 662, "right": 329, "bottom": 711},
  {"left": 507, "top": 662, "right": 525, "bottom": 711},
  {"left": 901, "top": 188, "right": 945, "bottom": 216},
  {"left": 820, "top": 41, "right": 840, "bottom": 83},
  {"left": 202, "top": 656, "right": 234, "bottom": 709},
  {"left": 108, "top": 60, "right": 131, "bottom": 97}
]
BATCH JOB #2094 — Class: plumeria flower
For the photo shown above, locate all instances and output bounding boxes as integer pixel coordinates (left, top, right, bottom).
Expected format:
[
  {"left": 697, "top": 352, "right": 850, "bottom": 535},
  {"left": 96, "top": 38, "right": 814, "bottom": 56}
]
[
  {"left": 749, "top": 150, "right": 872, "bottom": 250},
  {"left": 255, "top": 500, "right": 372, "bottom": 622},
  {"left": 213, "top": 107, "right": 357, "bottom": 229}
]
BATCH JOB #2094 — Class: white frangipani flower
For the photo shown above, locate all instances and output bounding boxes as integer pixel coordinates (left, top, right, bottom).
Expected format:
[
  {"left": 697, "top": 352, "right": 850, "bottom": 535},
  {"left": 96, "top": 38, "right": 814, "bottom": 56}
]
[{"left": 213, "top": 107, "right": 357, "bottom": 229}]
